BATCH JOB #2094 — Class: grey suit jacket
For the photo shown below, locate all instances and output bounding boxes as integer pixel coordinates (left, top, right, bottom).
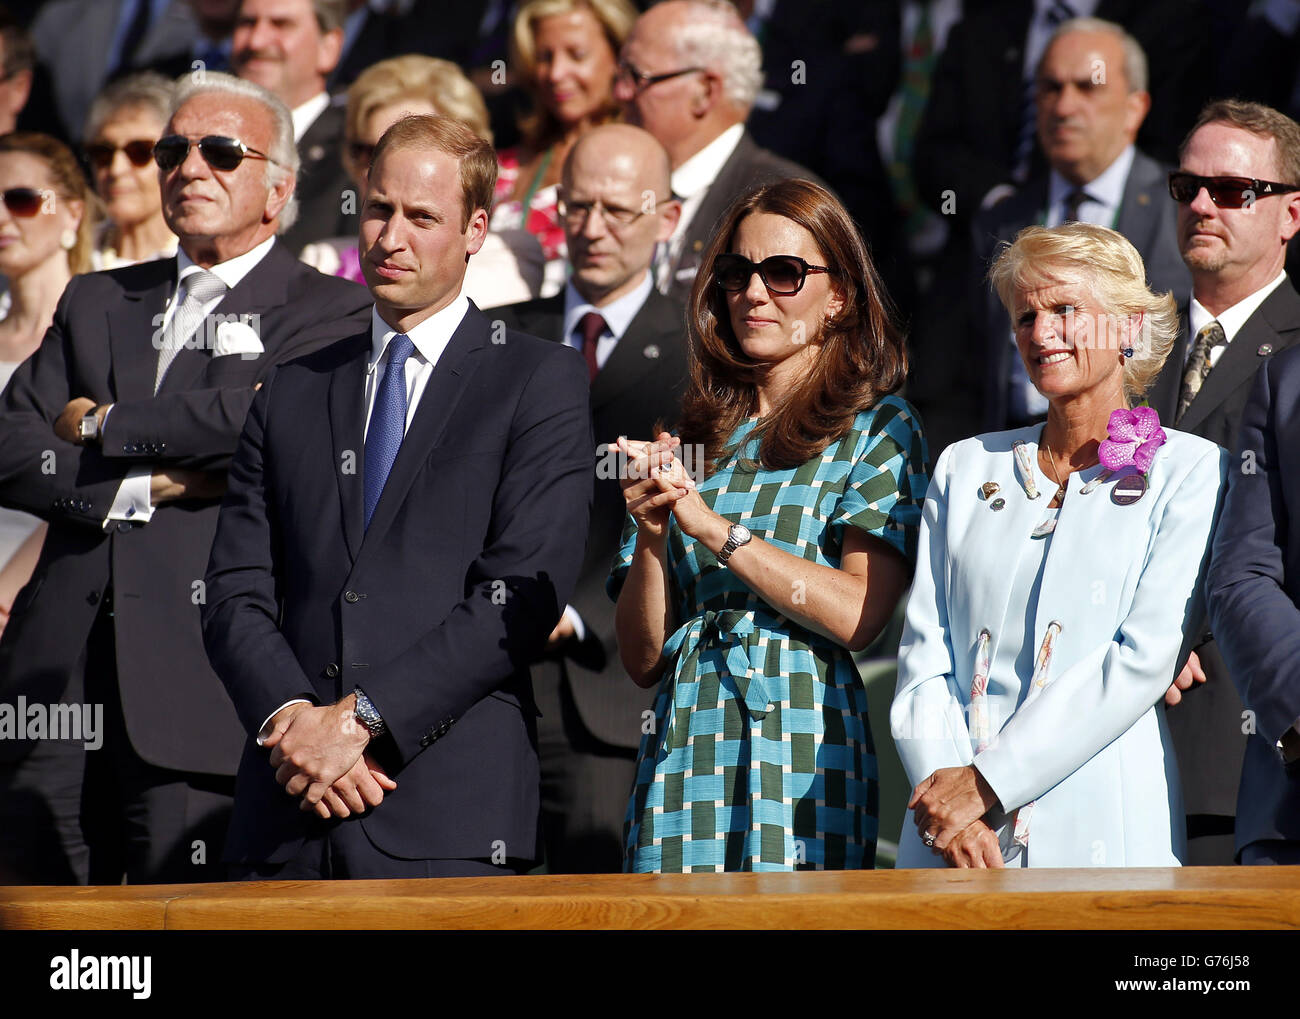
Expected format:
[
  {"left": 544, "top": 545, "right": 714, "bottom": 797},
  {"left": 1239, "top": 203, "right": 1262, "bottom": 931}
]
[
  {"left": 493, "top": 288, "right": 688, "bottom": 748},
  {"left": 1150, "top": 279, "right": 1300, "bottom": 832},
  {"left": 972, "top": 149, "right": 1190, "bottom": 431},
  {"left": 667, "top": 130, "right": 825, "bottom": 303}
]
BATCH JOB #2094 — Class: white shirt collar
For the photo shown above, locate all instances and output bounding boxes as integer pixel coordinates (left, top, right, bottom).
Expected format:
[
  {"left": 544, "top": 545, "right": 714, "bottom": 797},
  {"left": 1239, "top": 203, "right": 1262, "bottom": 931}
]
[
  {"left": 1189, "top": 269, "right": 1289, "bottom": 345},
  {"left": 369, "top": 294, "right": 469, "bottom": 370},
  {"left": 176, "top": 235, "right": 276, "bottom": 291},
  {"left": 291, "top": 92, "right": 331, "bottom": 143},
  {"left": 562, "top": 272, "right": 653, "bottom": 344},
  {"left": 1046, "top": 144, "right": 1135, "bottom": 226},
  {"left": 671, "top": 123, "right": 745, "bottom": 200}
]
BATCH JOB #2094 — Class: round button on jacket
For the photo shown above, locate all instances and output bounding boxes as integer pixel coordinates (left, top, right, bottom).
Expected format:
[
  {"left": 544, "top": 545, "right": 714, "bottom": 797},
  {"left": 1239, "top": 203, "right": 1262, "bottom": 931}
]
[{"left": 343, "top": 590, "right": 360, "bottom": 603}]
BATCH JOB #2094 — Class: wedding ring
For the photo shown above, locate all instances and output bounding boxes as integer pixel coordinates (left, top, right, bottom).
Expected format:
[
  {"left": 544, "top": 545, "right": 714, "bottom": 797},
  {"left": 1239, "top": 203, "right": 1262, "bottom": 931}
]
[{"left": 923, "top": 832, "right": 936, "bottom": 848}]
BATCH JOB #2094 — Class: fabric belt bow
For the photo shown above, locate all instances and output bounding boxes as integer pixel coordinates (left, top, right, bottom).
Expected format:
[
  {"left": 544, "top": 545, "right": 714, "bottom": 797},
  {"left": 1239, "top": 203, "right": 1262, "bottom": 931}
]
[{"left": 662, "top": 609, "right": 771, "bottom": 721}]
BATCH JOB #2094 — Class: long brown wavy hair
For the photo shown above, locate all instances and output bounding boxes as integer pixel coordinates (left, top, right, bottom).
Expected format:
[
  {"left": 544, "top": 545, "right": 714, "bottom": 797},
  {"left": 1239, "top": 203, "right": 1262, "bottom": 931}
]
[{"left": 677, "top": 178, "right": 907, "bottom": 476}]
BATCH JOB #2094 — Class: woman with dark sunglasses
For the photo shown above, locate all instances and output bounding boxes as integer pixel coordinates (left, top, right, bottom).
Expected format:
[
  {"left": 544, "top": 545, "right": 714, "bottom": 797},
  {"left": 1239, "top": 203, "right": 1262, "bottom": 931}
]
[
  {"left": 0, "top": 131, "right": 96, "bottom": 639},
  {"left": 82, "top": 73, "right": 177, "bottom": 271},
  {"left": 609, "top": 178, "right": 930, "bottom": 872}
]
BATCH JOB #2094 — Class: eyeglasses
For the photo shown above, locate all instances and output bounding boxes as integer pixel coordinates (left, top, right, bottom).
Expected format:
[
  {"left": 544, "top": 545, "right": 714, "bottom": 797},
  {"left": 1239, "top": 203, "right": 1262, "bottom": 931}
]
[
  {"left": 85, "top": 139, "right": 156, "bottom": 170},
  {"left": 713, "top": 253, "right": 831, "bottom": 295},
  {"left": 153, "top": 134, "right": 280, "bottom": 172},
  {"left": 1, "top": 187, "right": 47, "bottom": 217},
  {"left": 615, "top": 59, "right": 703, "bottom": 93},
  {"left": 1168, "top": 171, "right": 1300, "bottom": 209},
  {"left": 558, "top": 195, "right": 664, "bottom": 229}
]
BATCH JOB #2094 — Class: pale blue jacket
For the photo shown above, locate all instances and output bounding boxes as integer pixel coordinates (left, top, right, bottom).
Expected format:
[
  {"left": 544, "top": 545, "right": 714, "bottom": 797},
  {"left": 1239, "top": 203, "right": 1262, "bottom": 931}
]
[{"left": 892, "top": 426, "right": 1226, "bottom": 868}]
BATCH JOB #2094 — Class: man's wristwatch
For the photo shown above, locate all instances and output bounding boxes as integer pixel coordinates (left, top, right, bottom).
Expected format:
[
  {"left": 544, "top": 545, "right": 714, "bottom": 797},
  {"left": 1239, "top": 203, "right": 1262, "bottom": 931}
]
[
  {"left": 352, "top": 688, "right": 387, "bottom": 738},
  {"left": 716, "top": 523, "right": 752, "bottom": 566},
  {"left": 78, "top": 408, "right": 103, "bottom": 444}
]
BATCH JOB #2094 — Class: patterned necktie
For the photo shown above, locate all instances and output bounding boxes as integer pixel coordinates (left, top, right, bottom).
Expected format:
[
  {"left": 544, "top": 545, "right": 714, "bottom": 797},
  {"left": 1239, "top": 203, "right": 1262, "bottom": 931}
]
[
  {"left": 578, "top": 311, "right": 607, "bottom": 383},
  {"left": 364, "top": 333, "right": 416, "bottom": 529},
  {"left": 1177, "top": 320, "right": 1226, "bottom": 422},
  {"left": 1012, "top": 0, "right": 1077, "bottom": 183},
  {"left": 155, "top": 269, "right": 227, "bottom": 393},
  {"left": 888, "top": 1, "right": 937, "bottom": 243}
]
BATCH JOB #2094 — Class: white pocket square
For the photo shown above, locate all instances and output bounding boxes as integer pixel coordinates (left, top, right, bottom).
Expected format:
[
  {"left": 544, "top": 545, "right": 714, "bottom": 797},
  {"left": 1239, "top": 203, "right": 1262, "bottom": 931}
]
[{"left": 213, "top": 320, "right": 264, "bottom": 359}]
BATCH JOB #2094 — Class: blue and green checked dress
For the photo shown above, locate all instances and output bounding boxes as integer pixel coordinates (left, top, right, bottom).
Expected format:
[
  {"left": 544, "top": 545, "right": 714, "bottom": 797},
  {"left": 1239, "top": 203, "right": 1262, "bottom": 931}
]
[{"left": 608, "top": 395, "right": 930, "bottom": 872}]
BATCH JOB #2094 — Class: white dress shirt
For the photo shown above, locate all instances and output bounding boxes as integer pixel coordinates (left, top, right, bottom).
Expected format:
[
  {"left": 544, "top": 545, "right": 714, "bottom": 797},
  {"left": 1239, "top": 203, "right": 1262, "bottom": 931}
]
[
  {"left": 1187, "top": 270, "right": 1289, "bottom": 369},
  {"left": 105, "top": 236, "right": 278, "bottom": 527},
  {"left": 1044, "top": 143, "right": 1133, "bottom": 228},
  {"left": 291, "top": 92, "right": 331, "bottom": 143},
  {"left": 659, "top": 123, "right": 745, "bottom": 292},
  {"left": 561, "top": 271, "right": 653, "bottom": 370}
]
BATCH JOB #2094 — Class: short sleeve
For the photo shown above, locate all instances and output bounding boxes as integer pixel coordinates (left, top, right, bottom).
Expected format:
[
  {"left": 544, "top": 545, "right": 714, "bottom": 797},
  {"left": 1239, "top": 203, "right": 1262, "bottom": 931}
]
[
  {"left": 606, "top": 510, "right": 639, "bottom": 602},
  {"left": 828, "top": 396, "right": 931, "bottom": 563}
]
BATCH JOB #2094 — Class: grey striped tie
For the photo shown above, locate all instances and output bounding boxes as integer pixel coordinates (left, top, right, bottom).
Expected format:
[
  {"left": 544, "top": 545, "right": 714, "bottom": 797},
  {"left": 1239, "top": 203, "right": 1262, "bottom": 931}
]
[{"left": 155, "top": 269, "right": 228, "bottom": 393}]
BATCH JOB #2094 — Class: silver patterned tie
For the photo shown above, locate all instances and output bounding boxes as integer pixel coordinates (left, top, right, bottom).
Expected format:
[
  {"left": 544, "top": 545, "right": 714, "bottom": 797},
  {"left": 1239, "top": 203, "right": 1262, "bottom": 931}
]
[
  {"left": 1176, "top": 320, "right": 1225, "bottom": 423},
  {"left": 154, "top": 269, "right": 228, "bottom": 393}
]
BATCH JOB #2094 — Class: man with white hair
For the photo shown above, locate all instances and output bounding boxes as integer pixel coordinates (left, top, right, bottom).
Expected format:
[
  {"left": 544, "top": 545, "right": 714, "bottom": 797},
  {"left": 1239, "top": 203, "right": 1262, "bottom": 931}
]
[
  {"left": 972, "top": 17, "right": 1189, "bottom": 432},
  {"left": 0, "top": 71, "right": 370, "bottom": 885},
  {"left": 614, "top": 0, "right": 822, "bottom": 300}
]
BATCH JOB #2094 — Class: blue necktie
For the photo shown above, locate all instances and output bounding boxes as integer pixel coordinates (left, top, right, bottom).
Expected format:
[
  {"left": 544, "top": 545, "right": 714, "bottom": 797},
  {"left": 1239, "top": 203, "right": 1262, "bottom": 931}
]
[{"left": 364, "top": 333, "right": 416, "bottom": 529}]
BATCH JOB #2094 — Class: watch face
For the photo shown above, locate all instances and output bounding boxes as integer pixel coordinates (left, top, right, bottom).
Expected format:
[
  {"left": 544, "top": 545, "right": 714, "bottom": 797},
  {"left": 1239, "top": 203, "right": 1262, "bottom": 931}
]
[
  {"left": 79, "top": 415, "right": 97, "bottom": 439},
  {"left": 730, "top": 524, "right": 751, "bottom": 544}
]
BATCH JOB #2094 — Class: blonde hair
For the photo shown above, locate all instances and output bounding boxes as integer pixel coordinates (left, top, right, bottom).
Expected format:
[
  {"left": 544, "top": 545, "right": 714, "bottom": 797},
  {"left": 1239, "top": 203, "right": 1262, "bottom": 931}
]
[
  {"left": 346, "top": 54, "right": 493, "bottom": 154},
  {"left": 510, "top": 0, "right": 635, "bottom": 150},
  {"left": 988, "top": 222, "right": 1178, "bottom": 404}
]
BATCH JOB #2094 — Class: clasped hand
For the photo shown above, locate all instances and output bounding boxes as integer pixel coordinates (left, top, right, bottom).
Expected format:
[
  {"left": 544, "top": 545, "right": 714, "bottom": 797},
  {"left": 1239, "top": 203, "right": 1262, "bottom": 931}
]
[
  {"left": 612, "top": 433, "right": 716, "bottom": 540},
  {"left": 909, "top": 764, "right": 1001, "bottom": 866},
  {"left": 262, "top": 698, "right": 396, "bottom": 819}
]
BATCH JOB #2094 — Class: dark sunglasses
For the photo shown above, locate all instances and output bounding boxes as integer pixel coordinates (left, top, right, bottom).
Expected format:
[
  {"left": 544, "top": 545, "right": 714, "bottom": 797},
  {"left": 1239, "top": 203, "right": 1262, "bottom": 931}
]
[
  {"left": 153, "top": 134, "right": 278, "bottom": 172},
  {"left": 713, "top": 253, "right": 831, "bottom": 295},
  {"left": 2, "top": 187, "right": 46, "bottom": 217},
  {"left": 85, "top": 139, "right": 156, "bottom": 170},
  {"left": 1168, "top": 171, "right": 1300, "bottom": 209}
]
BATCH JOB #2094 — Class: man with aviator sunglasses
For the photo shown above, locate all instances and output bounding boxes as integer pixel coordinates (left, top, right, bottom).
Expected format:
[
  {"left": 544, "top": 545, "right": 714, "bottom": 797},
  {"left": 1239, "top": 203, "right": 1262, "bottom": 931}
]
[
  {"left": 0, "top": 72, "right": 370, "bottom": 886},
  {"left": 1148, "top": 99, "right": 1300, "bottom": 869}
]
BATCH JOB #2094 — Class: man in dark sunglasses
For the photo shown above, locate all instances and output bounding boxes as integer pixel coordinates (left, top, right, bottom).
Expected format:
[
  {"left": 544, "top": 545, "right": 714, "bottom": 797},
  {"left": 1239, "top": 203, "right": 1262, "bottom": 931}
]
[
  {"left": 1147, "top": 99, "right": 1300, "bottom": 871},
  {"left": 0, "top": 72, "right": 371, "bottom": 886}
]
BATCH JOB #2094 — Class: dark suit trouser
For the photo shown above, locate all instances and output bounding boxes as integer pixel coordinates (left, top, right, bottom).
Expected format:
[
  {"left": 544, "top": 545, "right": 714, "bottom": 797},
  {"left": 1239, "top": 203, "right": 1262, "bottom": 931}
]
[
  {"left": 228, "top": 821, "right": 530, "bottom": 880},
  {"left": 534, "top": 658, "right": 637, "bottom": 874},
  {"left": 0, "top": 599, "right": 233, "bottom": 885}
]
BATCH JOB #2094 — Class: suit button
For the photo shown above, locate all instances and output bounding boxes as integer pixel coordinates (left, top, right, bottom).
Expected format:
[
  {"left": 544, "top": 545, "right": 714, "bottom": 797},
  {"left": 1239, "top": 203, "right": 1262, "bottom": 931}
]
[
  {"left": 419, "top": 734, "right": 433, "bottom": 748},
  {"left": 124, "top": 443, "right": 135, "bottom": 453},
  {"left": 324, "top": 663, "right": 339, "bottom": 678},
  {"left": 87, "top": 590, "right": 99, "bottom": 605},
  {"left": 158, "top": 442, "right": 166, "bottom": 452},
  {"left": 343, "top": 590, "right": 360, "bottom": 603},
  {"left": 116, "top": 521, "right": 132, "bottom": 533}
]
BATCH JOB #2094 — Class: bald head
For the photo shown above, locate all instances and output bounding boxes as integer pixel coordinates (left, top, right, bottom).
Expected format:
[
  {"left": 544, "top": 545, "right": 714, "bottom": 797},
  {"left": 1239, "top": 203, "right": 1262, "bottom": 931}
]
[{"left": 560, "top": 123, "right": 681, "bottom": 306}]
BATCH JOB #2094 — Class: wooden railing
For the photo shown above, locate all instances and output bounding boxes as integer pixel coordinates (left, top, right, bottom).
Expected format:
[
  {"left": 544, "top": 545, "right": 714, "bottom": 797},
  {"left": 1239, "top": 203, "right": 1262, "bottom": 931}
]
[{"left": 3, "top": 867, "right": 1299, "bottom": 929}]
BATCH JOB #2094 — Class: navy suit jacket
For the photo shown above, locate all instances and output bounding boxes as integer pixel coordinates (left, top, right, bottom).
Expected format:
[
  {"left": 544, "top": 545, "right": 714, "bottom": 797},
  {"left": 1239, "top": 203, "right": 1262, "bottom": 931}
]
[
  {"left": 201, "top": 301, "right": 593, "bottom": 863},
  {"left": 1208, "top": 339, "right": 1300, "bottom": 854}
]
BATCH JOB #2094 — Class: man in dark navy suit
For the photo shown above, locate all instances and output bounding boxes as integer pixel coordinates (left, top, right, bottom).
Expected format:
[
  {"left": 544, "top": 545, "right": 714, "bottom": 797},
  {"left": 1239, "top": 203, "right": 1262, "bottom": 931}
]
[
  {"left": 1188, "top": 101, "right": 1300, "bottom": 866},
  {"left": 202, "top": 113, "right": 592, "bottom": 879},
  {"left": 494, "top": 123, "right": 686, "bottom": 872},
  {"left": 0, "top": 72, "right": 371, "bottom": 885}
]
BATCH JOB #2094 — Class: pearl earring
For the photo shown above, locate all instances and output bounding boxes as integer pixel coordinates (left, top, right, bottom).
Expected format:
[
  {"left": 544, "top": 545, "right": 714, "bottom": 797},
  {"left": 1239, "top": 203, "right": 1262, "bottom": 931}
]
[{"left": 60, "top": 228, "right": 76, "bottom": 250}]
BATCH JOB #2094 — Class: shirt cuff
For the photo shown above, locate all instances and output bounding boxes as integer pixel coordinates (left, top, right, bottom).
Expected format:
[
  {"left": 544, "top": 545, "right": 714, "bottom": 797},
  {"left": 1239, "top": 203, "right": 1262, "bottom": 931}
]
[
  {"left": 256, "top": 699, "right": 312, "bottom": 746},
  {"left": 563, "top": 604, "right": 585, "bottom": 643},
  {"left": 104, "top": 466, "right": 155, "bottom": 528}
]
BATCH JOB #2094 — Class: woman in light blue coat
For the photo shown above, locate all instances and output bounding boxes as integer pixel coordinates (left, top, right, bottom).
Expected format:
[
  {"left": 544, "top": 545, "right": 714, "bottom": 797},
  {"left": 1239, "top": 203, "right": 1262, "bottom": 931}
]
[{"left": 893, "top": 223, "right": 1227, "bottom": 868}]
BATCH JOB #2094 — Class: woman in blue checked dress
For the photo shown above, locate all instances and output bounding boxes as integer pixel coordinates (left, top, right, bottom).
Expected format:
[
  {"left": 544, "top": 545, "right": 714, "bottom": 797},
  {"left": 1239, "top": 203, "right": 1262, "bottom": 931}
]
[{"left": 608, "top": 179, "right": 930, "bottom": 872}]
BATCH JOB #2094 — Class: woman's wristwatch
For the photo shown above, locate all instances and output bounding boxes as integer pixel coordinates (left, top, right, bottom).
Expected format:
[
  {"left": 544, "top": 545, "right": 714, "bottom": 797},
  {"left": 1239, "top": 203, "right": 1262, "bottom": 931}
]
[{"left": 716, "top": 523, "right": 752, "bottom": 566}]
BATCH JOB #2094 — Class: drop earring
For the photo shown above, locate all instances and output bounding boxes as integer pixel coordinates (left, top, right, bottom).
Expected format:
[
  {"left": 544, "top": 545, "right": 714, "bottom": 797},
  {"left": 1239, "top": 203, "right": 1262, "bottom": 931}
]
[{"left": 60, "top": 228, "right": 75, "bottom": 250}]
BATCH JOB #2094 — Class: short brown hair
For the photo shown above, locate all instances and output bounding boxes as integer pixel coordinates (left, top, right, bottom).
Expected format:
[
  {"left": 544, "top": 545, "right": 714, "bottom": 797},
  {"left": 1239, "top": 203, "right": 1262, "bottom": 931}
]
[
  {"left": 0, "top": 131, "right": 99, "bottom": 275},
  {"left": 370, "top": 114, "right": 498, "bottom": 231},
  {"left": 679, "top": 177, "right": 907, "bottom": 475},
  {"left": 1181, "top": 99, "right": 1300, "bottom": 186}
]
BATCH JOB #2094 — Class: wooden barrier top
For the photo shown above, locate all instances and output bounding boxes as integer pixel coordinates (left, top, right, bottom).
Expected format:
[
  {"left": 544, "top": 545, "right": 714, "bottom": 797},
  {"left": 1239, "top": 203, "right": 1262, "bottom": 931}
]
[{"left": 3, "top": 867, "right": 1300, "bottom": 930}]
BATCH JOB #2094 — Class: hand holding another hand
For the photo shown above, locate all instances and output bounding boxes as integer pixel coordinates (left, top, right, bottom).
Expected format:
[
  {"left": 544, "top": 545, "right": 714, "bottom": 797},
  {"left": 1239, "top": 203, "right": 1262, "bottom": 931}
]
[{"left": 909, "top": 765, "right": 1000, "bottom": 852}]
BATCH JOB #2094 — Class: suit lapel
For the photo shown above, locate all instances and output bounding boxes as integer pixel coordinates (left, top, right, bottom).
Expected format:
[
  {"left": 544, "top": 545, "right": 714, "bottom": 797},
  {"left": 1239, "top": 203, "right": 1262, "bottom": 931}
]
[
  {"left": 1147, "top": 307, "right": 1188, "bottom": 424},
  {"left": 1114, "top": 152, "right": 1162, "bottom": 256},
  {"left": 1180, "top": 283, "right": 1300, "bottom": 433},
  {"left": 328, "top": 337, "right": 370, "bottom": 562},
  {"left": 360, "top": 305, "right": 489, "bottom": 550},
  {"left": 107, "top": 260, "right": 178, "bottom": 403},
  {"left": 590, "top": 292, "right": 680, "bottom": 412},
  {"left": 157, "top": 242, "right": 301, "bottom": 394}
]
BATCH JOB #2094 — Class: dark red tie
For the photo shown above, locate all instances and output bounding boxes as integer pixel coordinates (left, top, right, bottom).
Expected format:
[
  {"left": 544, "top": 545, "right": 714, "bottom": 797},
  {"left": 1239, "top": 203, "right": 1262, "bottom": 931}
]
[{"left": 578, "top": 311, "right": 606, "bottom": 383}]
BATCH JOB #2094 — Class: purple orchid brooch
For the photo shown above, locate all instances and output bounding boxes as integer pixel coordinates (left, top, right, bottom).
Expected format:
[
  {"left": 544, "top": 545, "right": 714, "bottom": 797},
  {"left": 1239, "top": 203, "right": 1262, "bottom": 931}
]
[{"left": 1099, "top": 406, "right": 1167, "bottom": 475}]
